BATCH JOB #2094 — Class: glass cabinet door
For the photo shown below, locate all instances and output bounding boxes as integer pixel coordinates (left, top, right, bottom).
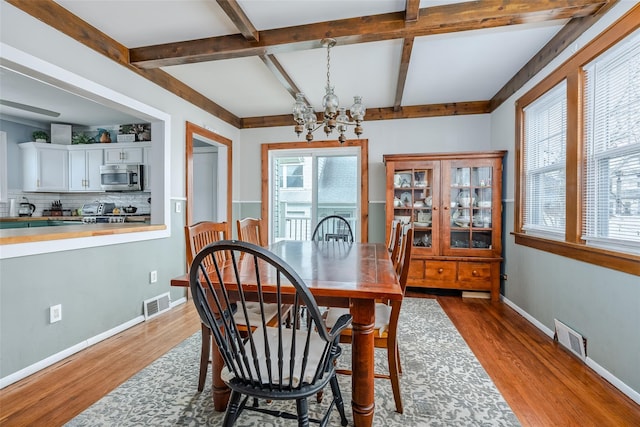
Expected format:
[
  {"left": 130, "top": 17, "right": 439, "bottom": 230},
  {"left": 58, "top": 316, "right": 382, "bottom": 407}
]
[
  {"left": 391, "top": 162, "right": 440, "bottom": 254},
  {"left": 443, "top": 161, "right": 496, "bottom": 255}
]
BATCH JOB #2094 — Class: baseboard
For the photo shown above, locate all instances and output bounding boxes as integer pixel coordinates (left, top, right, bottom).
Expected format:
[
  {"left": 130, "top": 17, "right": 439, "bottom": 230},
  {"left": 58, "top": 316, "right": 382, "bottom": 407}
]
[
  {"left": 0, "top": 315, "right": 144, "bottom": 389},
  {"left": 501, "top": 295, "right": 639, "bottom": 405},
  {"left": 586, "top": 357, "right": 640, "bottom": 405},
  {"left": 501, "top": 296, "right": 554, "bottom": 338}
]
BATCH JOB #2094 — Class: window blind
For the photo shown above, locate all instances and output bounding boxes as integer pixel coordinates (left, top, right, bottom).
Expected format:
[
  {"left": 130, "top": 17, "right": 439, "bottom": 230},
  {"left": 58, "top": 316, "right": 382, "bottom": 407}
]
[
  {"left": 522, "top": 81, "right": 567, "bottom": 238},
  {"left": 583, "top": 29, "right": 640, "bottom": 254}
]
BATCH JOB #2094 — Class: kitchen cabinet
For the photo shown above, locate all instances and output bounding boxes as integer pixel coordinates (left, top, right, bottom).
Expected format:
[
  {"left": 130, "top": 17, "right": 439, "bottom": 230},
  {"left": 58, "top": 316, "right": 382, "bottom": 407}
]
[
  {"left": 69, "top": 146, "right": 103, "bottom": 191},
  {"left": 383, "top": 151, "right": 506, "bottom": 301},
  {"left": 104, "top": 143, "right": 145, "bottom": 164},
  {"left": 19, "top": 142, "right": 68, "bottom": 192}
]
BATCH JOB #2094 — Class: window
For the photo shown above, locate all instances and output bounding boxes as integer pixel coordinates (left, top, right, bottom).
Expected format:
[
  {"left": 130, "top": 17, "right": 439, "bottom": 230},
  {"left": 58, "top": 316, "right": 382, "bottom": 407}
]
[
  {"left": 583, "top": 30, "right": 640, "bottom": 253},
  {"left": 279, "top": 163, "right": 304, "bottom": 188},
  {"left": 515, "top": 11, "right": 640, "bottom": 276},
  {"left": 523, "top": 82, "right": 567, "bottom": 239}
]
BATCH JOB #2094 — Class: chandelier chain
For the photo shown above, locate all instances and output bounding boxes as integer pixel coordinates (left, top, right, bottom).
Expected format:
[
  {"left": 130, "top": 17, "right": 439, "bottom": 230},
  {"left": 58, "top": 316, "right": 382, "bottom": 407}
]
[{"left": 326, "top": 42, "right": 331, "bottom": 88}]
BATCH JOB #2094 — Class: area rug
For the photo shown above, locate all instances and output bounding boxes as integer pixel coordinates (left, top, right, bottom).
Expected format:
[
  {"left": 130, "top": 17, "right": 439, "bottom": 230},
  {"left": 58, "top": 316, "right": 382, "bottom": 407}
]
[{"left": 66, "top": 298, "right": 520, "bottom": 426}]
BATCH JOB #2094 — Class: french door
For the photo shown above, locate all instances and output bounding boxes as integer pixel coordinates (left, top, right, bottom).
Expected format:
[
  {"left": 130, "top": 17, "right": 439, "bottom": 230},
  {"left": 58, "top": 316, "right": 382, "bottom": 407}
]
[{"left": 269, "top": 147, "right": 360, "bottom": 242}]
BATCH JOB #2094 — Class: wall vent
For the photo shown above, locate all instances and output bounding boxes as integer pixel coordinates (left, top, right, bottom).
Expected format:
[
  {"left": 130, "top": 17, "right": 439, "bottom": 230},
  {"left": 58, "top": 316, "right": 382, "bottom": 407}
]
[
  {"left": 554, "top": 318, "right": 587, "bottom": 361},
  {"left": 143, "top": 292, "right": 171, "bottom": 320}
]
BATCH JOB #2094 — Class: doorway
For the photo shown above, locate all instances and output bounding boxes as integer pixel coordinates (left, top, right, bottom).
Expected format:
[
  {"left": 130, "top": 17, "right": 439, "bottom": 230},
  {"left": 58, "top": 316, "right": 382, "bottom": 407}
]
[{"left": 185, "top": 122, "right": 232, "bottom": 234}]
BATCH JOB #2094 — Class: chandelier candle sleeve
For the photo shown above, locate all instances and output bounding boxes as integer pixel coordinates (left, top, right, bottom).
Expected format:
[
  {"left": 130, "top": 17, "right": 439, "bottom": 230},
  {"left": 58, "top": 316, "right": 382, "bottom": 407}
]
[{"left": 292, "top": 38, "right": 364, "bottom": 143}]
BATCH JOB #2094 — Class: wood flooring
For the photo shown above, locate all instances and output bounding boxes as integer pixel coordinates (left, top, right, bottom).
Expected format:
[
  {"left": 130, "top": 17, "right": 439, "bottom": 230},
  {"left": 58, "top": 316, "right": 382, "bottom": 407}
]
[{"left": 1, "top": 292, "right": 639, "bottom": 426}]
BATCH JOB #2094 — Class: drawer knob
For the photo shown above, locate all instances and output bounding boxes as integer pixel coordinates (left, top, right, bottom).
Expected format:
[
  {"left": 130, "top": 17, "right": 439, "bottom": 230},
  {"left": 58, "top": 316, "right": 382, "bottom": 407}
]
[
  {"left": 472, "top": 270, "right": 478, "bottom": 276},
  {"left": 438, "top": 268, "right": 444, "bottom": 273}
]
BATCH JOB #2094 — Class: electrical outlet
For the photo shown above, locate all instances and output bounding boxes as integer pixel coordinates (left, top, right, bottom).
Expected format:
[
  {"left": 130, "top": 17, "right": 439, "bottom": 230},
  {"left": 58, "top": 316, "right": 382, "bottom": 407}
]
[
  {"left": 50, "top": 304, "right": 62, "bottom": 323},
  {"left": 175, "top": 201, "right": 182, "bottom": 213},
  {"left": 150, "top": 270, "right": 158, "bottom": 283}
]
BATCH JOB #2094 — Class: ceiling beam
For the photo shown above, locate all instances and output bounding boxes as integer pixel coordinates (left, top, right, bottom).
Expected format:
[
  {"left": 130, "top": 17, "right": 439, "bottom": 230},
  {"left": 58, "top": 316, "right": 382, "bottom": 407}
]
[
  {"left": 130, "top": 0, "right": 608, "bottom": 68},
  {"left": 217, "top": 0, "right": 307, "bottom": 105},
  {"left": 216, "top": 0, "right": 259, "bottom": 42},
  {"left": 394, "top": 37, "right": 414, "bottom": 112},
  {"left": 405, "top": 0, "right": 420, "bottom": 23},
  {"left": 5, "top": 0, "right": 242, "bottom": 128},
  {"left": 490, "top": 0, "right": 620, "bottom": 110},
  {"left": 259, "top": 54, "right": 308, "bottom": 103},
  {"left": 242, "top": 101, "right": 491, "bottom": 129}
]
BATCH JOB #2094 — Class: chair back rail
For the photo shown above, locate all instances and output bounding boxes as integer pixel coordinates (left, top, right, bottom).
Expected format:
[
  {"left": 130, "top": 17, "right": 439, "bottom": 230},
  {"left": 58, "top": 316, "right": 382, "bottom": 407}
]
[
  {"left": 311, "top": 215, "right": 354, "bottom": 243},
  {"left": 237, "top": 217, "right": 265, "bottom": 247}
]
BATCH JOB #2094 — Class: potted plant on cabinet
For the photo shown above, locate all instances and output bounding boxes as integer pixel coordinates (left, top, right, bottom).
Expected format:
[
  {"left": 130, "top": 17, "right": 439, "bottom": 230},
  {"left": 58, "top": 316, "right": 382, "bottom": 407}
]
[{"left": 32, "top": 130, "right": 48, "bottom": 143}]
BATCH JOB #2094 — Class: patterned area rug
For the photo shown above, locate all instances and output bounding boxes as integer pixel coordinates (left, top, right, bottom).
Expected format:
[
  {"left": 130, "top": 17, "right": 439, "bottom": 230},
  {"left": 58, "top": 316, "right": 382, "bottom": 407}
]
[{"left": 67, "top": 298, "right": 520, "bottom": 426}]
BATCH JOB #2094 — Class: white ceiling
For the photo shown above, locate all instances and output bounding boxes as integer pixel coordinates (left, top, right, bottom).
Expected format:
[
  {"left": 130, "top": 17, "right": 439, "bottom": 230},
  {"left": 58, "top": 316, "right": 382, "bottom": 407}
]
[{"left": 1, "top": 0, "right": 577, "bottom": 125}]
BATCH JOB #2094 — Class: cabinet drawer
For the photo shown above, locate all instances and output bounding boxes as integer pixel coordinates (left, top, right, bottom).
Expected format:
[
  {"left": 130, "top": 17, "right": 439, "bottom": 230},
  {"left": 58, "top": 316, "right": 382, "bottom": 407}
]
[
  {"left": 458, "top": 262, "right": 492, "bottom": 282},
  {"left": 425, "top": 261, "right": 456, "bottom": 282},
  {"left": 408, "top": 260, "right": 425, "bottom": 281}
]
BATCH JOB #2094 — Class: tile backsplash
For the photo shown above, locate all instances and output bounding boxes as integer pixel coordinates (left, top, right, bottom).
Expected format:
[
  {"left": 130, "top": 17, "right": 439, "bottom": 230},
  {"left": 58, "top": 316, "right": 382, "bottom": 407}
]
[{"left": 0, "top": 190, "right": 151, "bottom": 217}]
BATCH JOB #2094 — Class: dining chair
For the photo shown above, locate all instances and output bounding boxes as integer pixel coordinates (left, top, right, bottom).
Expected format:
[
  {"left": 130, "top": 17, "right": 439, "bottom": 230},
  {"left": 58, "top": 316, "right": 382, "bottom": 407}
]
[
  {"left": 189, "top": 240, "right": 352, "bottom": 427},
  {"left": 236, "top": 217, "right": 265, "bottom": 246},
  {"left": 185, "top": 221, "right": 285, "bottom": 392},
  {"left": 387, "top": 219, "right": 400, "bottom": 252},
  {"left": 311, "top": 215, "right": 354, "bottom": 243},
  {"left": 324, "top": 227, "right": 414, "bottom": 413}
]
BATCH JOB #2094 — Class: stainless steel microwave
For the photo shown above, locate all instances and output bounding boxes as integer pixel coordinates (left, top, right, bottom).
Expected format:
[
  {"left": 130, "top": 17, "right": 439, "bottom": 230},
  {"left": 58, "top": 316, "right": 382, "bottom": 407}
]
[{"left": 100, "top": 164, "right": 143, "bottom": 191}]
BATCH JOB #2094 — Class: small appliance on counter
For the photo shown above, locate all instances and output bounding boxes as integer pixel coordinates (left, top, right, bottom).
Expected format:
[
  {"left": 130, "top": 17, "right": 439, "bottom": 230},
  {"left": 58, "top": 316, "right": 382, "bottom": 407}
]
[
  {"left": 18, "top": 197, "right": 36, "bottom": 217},
  {"left": 81, "top": 202, "right": 116, "bottom": 216}
]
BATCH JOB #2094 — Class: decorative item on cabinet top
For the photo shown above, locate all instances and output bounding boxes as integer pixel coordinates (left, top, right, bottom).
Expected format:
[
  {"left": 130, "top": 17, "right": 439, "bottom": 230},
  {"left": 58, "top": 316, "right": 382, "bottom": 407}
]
[{"left": 119, "top": 123, "right": 151, "bottom": 142}]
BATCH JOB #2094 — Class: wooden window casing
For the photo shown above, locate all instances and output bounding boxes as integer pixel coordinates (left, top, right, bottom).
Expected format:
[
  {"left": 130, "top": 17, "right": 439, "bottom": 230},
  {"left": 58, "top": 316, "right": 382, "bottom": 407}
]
[{"left": 514, "top": 6, "right": 640, "bottom": 276}]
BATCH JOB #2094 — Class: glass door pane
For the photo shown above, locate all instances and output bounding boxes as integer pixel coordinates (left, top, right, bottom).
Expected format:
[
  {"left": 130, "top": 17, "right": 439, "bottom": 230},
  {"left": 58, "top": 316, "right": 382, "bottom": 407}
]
[
  {"left": 448, "top": 164, "right": 494, "bottom": 252},
  {"left": 271, "top": 153, "right": 360, "bottom": 242}
]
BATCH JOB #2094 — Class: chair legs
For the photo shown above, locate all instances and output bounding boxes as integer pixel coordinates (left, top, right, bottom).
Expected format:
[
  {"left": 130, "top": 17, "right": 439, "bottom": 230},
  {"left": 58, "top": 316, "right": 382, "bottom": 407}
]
[
  {"left": 388, "top": 340, "right": 403, "bottom": 414},
  {"left": 198, "top": 323, "right": 211, "bottom": 392},
  {"left": 223, "top": 390, "right": 243, "bottom": 427},
  {"left": 330, "top": 375, "right": 349, "bottom": 426},
  {"left": 295, "top": 398, "right": 310, "bottom": 427}
]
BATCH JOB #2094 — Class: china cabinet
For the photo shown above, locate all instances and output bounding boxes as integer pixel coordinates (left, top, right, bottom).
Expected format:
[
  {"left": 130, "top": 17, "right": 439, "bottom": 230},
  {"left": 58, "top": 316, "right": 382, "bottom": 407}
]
[{"left": 384, "top": 151, "right": 506, "bottom": 301}]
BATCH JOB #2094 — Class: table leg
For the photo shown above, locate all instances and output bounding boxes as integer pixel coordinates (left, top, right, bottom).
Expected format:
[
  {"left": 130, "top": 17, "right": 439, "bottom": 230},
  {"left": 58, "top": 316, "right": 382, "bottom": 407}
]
[
  {"left": 350, "top": 299, "right": 376, "bottom": 427},
  {"left": 211, "top": 339, "right": 230, "bottom": 411}
]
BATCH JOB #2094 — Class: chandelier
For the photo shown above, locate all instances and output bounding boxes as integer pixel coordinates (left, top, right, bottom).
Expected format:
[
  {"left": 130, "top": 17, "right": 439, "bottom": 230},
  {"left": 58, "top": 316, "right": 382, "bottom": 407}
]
[{"left": 292, "top": 38, "right": 365, "bottom": 143}]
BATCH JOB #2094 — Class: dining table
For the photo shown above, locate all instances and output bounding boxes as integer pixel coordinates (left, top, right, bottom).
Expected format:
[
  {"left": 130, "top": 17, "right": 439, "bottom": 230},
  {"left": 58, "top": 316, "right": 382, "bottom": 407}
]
[{"left": 171, "top": 240, "right": 402, "bottom": 427}]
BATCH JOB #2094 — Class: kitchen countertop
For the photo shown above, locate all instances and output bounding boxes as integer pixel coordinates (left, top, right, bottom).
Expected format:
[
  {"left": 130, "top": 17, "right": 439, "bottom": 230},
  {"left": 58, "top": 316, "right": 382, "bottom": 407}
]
[
  {"left": 0, "top": 222, "right": 165, "bottom": 245},
  {"left": 0, "top": 215, "right": 150, "bottom": 223}
]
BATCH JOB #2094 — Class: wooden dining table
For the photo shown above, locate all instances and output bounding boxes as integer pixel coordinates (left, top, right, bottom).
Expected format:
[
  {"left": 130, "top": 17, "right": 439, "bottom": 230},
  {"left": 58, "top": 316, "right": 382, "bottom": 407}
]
[{"left": 171, "top": 240, "right": 402, "bottom": 427}]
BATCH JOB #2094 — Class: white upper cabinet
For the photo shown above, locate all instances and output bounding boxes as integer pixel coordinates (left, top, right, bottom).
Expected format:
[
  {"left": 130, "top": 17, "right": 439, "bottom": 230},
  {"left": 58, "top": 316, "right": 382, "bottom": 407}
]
[
  {"left": 104, "top": 144, "right": 145, "bottom": 164},
  {"left": 20, "top": 142, "right": 68, "bottom": 192},
  {"left": 68, "top": 146, "right": 103, "bottom": 192}
]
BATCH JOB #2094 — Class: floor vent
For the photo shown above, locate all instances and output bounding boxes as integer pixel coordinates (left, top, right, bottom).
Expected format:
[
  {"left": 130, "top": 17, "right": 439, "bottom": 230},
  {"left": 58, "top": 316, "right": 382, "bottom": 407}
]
[
  {"left": 144, "top": 292, "right": 171, "bottom": 320},
  {"left": 554, "top": 319, "right": 587, "bottom": 361}
]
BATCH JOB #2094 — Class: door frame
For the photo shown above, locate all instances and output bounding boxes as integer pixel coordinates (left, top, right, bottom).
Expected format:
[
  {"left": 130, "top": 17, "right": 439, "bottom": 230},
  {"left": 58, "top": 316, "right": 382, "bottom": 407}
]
[{"left": 185, "top": 121, "right": 232, "bottom": 235}]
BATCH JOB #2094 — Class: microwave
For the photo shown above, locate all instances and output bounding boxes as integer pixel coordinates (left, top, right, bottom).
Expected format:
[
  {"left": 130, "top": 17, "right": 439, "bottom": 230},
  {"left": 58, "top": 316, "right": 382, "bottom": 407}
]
[{"left": 100, "top": 164, "right": 144, "bottom": 191}]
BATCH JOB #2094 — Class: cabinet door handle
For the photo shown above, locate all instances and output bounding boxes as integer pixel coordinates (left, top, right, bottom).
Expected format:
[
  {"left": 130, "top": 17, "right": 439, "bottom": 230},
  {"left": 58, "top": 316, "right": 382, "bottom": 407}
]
[
  {"left": 433, "top": 206, "right": 438, "bottom": 211},
  {"left": 438, "top": 268, "right": 444, "bottom": 273}
]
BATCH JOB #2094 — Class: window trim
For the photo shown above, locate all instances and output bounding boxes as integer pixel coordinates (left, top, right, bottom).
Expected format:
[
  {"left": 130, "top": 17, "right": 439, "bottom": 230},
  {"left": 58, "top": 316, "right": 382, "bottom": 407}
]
[
  {"left": 514, "top": 6, "right": 640, "bottom": 276},
  {"left": 261, "top": 139, "right": 369, "bottom": 243}
]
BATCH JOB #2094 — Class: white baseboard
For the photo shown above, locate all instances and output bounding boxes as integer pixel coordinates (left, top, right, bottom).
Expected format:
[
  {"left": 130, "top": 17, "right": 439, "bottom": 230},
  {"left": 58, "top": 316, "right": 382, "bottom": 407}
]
[
  {"left": 0, "top": 299, "right": 190, "bottom": 390},
  {"left": 0, "top": 315, "right": 143, "bottom": 389},
  {"left": 501, "top": 295, "right": 640, "bottom": 405}
]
